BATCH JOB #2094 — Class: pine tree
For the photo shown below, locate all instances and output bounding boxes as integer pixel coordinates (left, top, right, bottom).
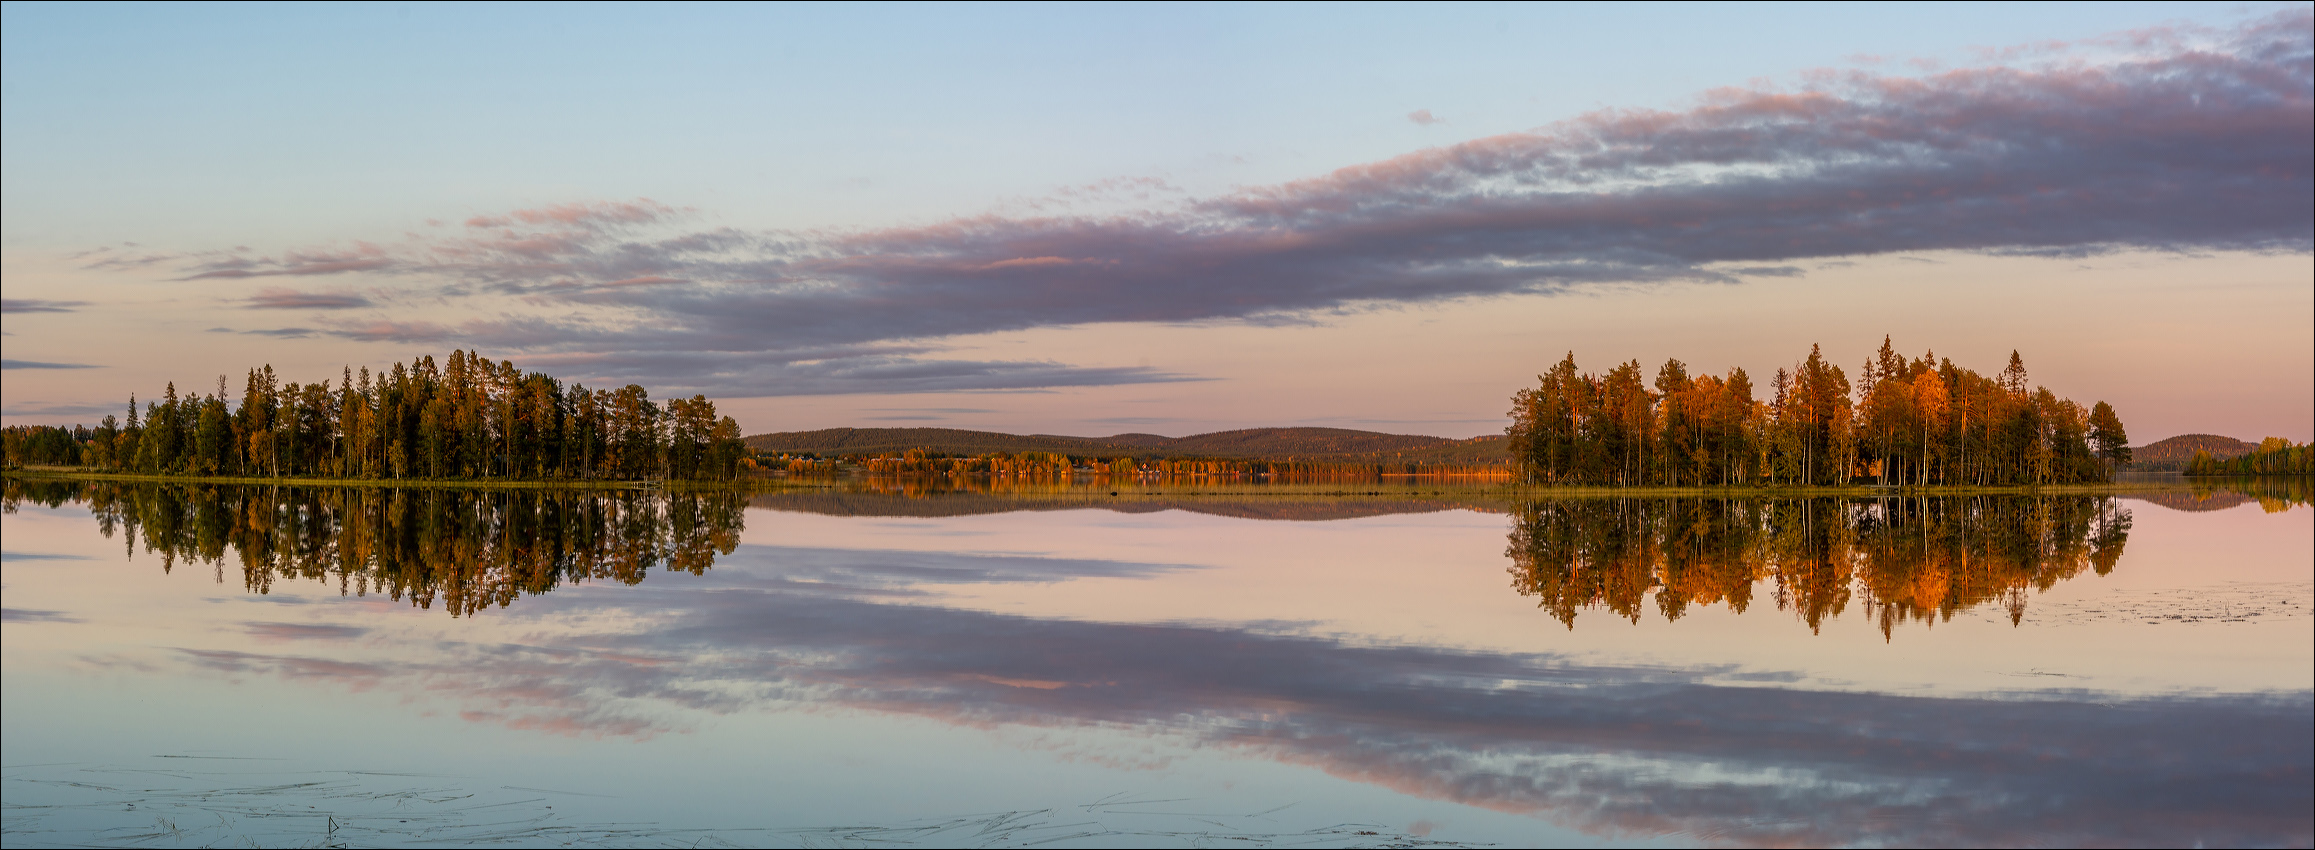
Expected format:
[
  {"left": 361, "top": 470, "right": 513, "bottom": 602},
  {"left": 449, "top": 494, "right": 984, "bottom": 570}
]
[
  {"left": 1999, "top": 350, "right": 2028, "bottom": 397},
  {"left": 2088, "top": 401, "right": 2131, "bottom": 471}
]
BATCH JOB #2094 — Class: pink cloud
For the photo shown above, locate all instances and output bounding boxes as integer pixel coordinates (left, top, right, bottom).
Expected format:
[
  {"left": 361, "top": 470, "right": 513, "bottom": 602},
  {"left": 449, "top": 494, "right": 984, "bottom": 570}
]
[{"left": 463, "top": 199, "right": 678, "bottom": 230}]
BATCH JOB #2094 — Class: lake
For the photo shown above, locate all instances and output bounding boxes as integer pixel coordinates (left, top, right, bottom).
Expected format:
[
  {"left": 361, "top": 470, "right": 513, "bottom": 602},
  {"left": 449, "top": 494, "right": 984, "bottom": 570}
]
[{"left": 3, "top": 478, "right": 2308, "bottom": 848}]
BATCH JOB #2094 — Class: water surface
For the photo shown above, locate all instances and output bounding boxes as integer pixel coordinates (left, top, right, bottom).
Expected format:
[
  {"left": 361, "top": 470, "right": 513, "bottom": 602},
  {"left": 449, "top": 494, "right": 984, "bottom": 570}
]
[{"left": 3, "top": 479, "right": 2308, "bottom": 847}]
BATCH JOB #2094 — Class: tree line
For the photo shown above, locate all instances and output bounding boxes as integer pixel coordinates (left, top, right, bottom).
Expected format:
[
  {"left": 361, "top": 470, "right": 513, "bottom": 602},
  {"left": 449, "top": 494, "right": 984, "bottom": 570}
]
[
  {"left": 1505, "top": 338, "right": 2129, "bottom": 487},
  {"left": 1506, "top": 494, "right": 2131, "bottom": 637},
  {"left": 848, "top": 448, "right": 1509, "bottom": 481},
  {"left": 2186, "top": 438, "right": 2313, "bottom": 477},
  {"left": 3, "top": 350, "right": 752, "bottom": 481}
]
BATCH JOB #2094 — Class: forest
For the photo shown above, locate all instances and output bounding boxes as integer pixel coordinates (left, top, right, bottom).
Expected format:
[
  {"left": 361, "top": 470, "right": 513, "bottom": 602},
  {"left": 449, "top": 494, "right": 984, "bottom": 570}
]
[
  {"left": 0, "top": 349, "right": 751, "bottom": 482},
  {"left": 2186, "top": 438, "right": 2313, "bottom": 476},
  {"left": 1504, "top": 338, "right": 2130, "bottom": 487}
]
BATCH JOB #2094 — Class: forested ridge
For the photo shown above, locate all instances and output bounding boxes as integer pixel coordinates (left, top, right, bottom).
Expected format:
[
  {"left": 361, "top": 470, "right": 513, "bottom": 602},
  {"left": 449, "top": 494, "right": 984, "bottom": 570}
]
[
  {"left": 0, "top": 350, "right": 750, "bottom": 482},
  {"left": 1506, "top": 338, "right": 2132, "bottom": 487},
  {"left": 2130, "top": 434, "right": 2260, "bottom": 471}
]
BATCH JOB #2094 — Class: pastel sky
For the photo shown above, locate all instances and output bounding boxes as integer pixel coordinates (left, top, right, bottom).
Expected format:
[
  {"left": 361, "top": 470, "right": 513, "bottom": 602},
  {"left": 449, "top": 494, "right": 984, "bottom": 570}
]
[{"left": 3, "top": 2, "right": 2309, "bottom": 441}]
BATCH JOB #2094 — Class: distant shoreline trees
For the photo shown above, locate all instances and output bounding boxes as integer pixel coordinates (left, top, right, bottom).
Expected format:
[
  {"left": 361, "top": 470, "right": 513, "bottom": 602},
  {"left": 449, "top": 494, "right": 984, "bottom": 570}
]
[
  {"left": 2187, "top": 438, "right": 2312, "bottom": 477},
  {"left": 1505, "top": 339, "right": 2125, "bottom": 487},
  {"left": 2, "top": 350, "right": 750, "bottom": 482},
  {"left": 848, "top": 448, "right": 1508, "bottom": 482}
]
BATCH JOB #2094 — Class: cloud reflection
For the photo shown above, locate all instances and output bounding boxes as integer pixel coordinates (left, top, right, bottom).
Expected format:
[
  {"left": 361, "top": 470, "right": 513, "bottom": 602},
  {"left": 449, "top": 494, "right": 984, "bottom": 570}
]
[
  {"left": 242, "top": 621, "right": 370, "bottom": 642},
  {"left": 177, "top": 578, "right": 2311, "bottom": 847}
]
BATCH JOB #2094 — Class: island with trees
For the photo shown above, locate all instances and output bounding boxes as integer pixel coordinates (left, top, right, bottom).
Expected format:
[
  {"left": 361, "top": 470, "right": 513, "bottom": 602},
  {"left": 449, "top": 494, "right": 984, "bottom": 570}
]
[{"left": 1504, "top": 338, "right": 2133, "bottom": 488}]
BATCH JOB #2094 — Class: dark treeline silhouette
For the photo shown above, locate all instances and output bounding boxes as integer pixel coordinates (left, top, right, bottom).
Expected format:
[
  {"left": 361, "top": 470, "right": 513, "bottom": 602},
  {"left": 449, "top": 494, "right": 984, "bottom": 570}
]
[
  {"left": 1506, "top": 338, "right": 2128, "bottom": 487},
  {"left": 1506, "top": 495, "right": 2132, "bottom": 638},
  {"left": 2187, "top": 438, "right": 2313, "bottom": 477},
  {"left": 2, "top": 479, "right": 744, "bottom": 617},
  {"left": 4, "top": 349, "right": 750, "bottom": 481},
  {"left": 851, "top": 448, "right": 1508, "bottom": 482}
]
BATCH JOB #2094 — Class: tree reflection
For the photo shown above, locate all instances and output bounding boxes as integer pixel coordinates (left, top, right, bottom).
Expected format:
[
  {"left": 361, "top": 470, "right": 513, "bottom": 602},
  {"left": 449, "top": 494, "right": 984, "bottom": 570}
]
[
  {"left": 3, "top": 479, "right": 742, "bottom": 616},
  {"left": 1506, "top": 495, "right": 2133, "bottom": 637}
]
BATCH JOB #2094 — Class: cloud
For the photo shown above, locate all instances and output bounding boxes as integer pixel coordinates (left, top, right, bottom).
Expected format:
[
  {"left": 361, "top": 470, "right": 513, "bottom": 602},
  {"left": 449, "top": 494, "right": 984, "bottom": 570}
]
[
  {"left": 520, "top": 351, "right": 1198, "bottom": 396},
  {"left": 209, "top": 327, "right": 320, "bottom": 338},
  {"left": 182, "top": 252, "right": 396, "bottom": 280},
  {"left": 321, "top": 319, "right": 454, "bottom": 343},
  {"left": 158, "top": 12, "right": 2313, "bottom": 397},
  {"left": 0, "top": 401, "right": 125, "bottom": 420},
  {"left": 0, "top": 608, "right": 84, "bottom": 624},
  {"left": 1084, "top": 416, "right": 1193, "bottom": 426},
  {"left": 0, "top": 299, "right": 89, "bottom": 314},
  {"left": 755, "top": 356, "right": 1197, "bottom": 396},
  {"left": 73, "top": 245, "right": 180, "bottom": 271},
  {"left": 242, "top": 288, "right": 374, "bottom": 310},
  {"left": 2, "top": 359, "right": 102, "bottom": 370},
  {"left": 1407, "top": 109, "right": 1444, "bottom": 126},
  {"left": 461, "top": 199, "right": 678, "bottom": 231}
]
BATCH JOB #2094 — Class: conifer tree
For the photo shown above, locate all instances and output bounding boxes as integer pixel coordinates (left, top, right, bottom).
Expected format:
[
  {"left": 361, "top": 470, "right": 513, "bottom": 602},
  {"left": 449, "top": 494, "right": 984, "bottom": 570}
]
[{"left": 2088, "top": 401, "right": 2130, "bottom": 470}]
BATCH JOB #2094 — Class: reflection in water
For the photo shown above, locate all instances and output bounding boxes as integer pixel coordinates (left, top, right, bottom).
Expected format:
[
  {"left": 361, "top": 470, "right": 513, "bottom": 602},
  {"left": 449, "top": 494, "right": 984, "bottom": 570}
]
[
  {"left": 2, "top": 478, "right": 743, "bottom": 616},
  {"left": 1507, "top": 496, "right": 2132, "bottom": 636},
  {"left": 138, "top": 578, "right": 2315, "bottom": 847},
  {"left": 753, "top": 489, "right": 1481, "bottom": 522},
  {"left": 3, "top": 477, "right": 2308, "bottom": 847},
  {"left": 2127, "top": 475, "right": 2313, "bottom": 513},
  {"left": 754, "top": 473, "right": 1517, "bottom": 521}
]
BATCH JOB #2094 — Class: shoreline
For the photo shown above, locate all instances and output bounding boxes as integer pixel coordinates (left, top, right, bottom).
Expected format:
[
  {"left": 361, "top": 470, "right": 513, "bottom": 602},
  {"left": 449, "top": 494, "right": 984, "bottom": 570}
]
[
  {"left": 0, "top": 468, "right": 828, "bottom": 492},
  {"left": 4, "top": 467, "right": 2243, "bottom": 498}
]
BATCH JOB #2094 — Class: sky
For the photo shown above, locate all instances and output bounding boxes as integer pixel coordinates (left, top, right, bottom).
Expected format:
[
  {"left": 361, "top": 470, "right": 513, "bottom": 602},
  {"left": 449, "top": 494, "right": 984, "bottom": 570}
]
[{"left": 3, "top": 1, "right": 2309, "bottom": 442}]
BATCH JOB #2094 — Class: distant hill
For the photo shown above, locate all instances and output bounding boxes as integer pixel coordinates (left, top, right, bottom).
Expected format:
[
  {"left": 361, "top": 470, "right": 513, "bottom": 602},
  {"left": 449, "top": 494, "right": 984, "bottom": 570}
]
[
  {"left": 744, "top": 426, "right": 1511, "bottom": 462},
  {"left": 2131, "top": 434, "right": 2260, "bottom": 470}
]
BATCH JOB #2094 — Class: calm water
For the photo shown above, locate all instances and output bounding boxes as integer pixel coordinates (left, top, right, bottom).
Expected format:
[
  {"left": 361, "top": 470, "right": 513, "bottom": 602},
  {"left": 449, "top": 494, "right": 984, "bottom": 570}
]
[{"left": 3, "top": 479, "right": 2309, "bottom": 848}]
